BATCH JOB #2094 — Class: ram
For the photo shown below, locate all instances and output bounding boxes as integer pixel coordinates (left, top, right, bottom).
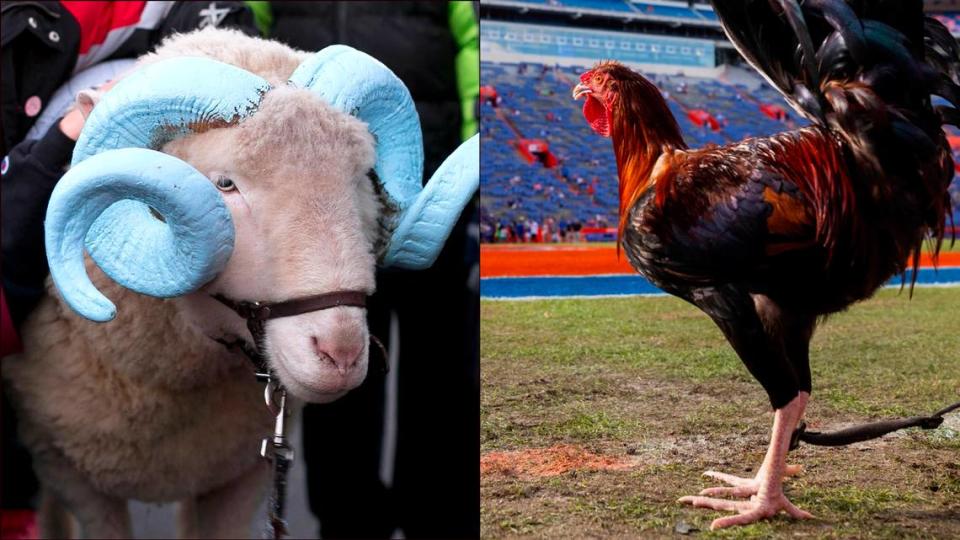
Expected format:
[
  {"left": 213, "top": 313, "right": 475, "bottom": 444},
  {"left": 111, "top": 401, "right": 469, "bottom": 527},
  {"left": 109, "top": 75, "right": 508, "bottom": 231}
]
[{"left": 3, "top": 27, "right": 478, "bottom": 539}]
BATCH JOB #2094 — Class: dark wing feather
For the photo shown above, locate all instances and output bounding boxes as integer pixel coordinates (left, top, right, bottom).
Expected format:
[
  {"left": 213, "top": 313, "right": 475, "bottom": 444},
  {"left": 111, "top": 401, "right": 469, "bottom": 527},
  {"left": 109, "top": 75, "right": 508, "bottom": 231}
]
[{"left": 626, "top": 163, "right": 816, "bottom": 287}]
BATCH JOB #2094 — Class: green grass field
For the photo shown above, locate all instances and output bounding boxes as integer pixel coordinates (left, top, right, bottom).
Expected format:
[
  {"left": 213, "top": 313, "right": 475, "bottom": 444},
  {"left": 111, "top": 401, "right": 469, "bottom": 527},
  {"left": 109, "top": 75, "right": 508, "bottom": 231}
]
[{"left": 481, "top": 287, "right": 960, "bottom": 538}]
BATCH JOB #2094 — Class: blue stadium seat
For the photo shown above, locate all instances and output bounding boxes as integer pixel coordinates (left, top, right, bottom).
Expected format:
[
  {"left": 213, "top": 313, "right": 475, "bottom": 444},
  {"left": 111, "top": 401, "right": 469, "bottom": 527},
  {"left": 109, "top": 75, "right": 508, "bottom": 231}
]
[{"left": 480, "top": 61, "right": 960, "bottom": 234}]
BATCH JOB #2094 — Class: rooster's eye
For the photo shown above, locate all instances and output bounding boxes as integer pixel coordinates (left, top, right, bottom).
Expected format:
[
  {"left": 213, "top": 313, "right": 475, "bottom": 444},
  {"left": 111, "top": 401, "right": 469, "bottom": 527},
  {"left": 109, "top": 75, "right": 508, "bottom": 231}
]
[{"left": 594, "top": 75, "right": 601, "bottom": 83}]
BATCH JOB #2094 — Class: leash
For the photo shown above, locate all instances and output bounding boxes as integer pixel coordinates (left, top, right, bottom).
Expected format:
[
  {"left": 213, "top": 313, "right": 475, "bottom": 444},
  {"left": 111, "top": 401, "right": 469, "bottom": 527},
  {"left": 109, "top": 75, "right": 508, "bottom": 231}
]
[
  {"left": 212, "top": 291, "right": 387, "bottom": 539},
  {"left": 790, "top": 400, "right": 960, "bottom": 450}
]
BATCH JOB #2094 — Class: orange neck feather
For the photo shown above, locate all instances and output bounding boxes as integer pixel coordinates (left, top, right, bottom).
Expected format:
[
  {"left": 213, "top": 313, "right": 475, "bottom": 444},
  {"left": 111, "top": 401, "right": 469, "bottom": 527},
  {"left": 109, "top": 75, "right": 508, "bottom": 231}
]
[{"left": 608, "top": 76, "right": 687, "bottom": 250}]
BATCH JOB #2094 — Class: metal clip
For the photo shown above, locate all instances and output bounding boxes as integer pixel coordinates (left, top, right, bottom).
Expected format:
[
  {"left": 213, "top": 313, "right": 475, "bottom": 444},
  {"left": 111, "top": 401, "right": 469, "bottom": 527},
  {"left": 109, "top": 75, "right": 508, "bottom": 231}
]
[{"left": 260, "top": 383, "right": 294, "bottom": 462}]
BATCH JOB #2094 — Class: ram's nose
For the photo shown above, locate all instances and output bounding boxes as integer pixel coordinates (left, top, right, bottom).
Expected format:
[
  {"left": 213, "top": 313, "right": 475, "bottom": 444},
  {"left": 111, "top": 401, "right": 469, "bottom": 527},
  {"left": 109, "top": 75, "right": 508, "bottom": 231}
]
[{"left": 311, "top": 334, "right": 365, "bottom": 375}]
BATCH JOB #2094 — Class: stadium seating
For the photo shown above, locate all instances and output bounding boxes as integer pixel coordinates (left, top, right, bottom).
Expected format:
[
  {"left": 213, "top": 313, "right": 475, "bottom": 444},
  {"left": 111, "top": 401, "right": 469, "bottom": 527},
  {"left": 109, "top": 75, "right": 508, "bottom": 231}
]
[
  {"left": 630, "top": 2, "right": 708, "bottom": 20},
  {"left": 481, "top": 61, "right": 960, "bottom": 237},
  {"left": 488, "top": 0, "right": 720, "bottom": 22}
]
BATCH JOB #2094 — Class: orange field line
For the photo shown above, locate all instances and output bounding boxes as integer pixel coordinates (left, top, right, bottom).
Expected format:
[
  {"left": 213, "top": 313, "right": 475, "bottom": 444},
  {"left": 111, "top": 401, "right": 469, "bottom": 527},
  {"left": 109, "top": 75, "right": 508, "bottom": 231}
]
[{"left": 480, "top": 245, "right": 960, "bottom": 278}]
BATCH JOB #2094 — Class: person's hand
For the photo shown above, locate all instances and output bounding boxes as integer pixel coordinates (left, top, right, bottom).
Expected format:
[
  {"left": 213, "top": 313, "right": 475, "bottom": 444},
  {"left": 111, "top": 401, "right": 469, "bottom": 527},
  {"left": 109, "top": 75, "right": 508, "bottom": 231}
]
[
  {"left": 58, "top": 78, "right": 120, "bottom": 141},
  {"left": 58, "top": 106, "right": 86, "bottom": 141}
]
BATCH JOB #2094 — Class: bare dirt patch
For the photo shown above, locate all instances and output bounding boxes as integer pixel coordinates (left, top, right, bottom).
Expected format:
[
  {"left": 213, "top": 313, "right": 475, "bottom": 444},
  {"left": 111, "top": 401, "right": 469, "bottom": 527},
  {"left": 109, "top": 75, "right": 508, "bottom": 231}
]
[{"left": 481, "top": 444, "right": 637, "bottom": 479}]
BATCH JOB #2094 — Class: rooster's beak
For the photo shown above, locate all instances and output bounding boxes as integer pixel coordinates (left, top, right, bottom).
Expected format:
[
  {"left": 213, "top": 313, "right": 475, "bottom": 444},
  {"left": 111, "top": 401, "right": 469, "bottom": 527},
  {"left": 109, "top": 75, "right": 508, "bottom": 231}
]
[{"left": 573, "top": 83, "right": 592, "bottom": 100}]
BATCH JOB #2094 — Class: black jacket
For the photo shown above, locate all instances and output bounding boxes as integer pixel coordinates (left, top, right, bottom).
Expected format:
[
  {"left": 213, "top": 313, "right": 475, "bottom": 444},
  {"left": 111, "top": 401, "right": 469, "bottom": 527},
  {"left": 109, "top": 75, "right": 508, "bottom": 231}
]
[
  {"left": 1, "top": 1, "right": 257, "bottom": 155},
  {"left": 271, "top": 1, "right": 463, "bottom": 177},
  {"left": 270, "top": 3, "right": 480, "bottom": 538},
  {"left": 0, "top": 0, "right": 256, "bottom": 327}
]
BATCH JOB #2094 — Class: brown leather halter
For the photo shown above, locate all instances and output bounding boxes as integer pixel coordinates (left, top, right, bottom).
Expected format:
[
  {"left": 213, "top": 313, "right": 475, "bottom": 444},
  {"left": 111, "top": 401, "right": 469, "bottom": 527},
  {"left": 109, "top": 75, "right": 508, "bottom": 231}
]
[
  {"left": 212, "top": 291, "right": 386, "bottom": 375},
  {"left": 210, "top": 290, "right": 385, "bottom": 539}
]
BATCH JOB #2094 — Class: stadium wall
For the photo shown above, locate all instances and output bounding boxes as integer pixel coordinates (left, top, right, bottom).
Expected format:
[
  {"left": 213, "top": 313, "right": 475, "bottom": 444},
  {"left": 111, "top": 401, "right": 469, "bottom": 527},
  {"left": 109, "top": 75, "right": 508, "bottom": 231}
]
[{"left": 481, "top": 20, "right": 722, "bottom": 76}]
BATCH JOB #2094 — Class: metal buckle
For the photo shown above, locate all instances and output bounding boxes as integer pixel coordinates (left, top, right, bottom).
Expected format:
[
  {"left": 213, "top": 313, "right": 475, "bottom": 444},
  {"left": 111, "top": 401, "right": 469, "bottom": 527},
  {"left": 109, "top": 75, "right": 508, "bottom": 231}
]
[{"left": 239, "top": 300, "right": 272, "bottom": 320}]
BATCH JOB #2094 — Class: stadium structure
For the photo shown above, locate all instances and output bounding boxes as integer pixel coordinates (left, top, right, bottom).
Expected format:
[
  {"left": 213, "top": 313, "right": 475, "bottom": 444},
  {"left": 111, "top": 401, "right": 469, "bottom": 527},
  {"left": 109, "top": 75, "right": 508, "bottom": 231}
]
[{"left": 479, "top": 0, "right": 960, "bottom": 243}]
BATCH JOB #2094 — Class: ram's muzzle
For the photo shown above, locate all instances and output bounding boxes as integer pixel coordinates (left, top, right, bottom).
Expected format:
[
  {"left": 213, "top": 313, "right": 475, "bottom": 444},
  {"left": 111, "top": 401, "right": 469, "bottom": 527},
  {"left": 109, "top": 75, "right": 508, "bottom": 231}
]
[{"left": 45, "top": 46, "right": 479, "bottom": 322}]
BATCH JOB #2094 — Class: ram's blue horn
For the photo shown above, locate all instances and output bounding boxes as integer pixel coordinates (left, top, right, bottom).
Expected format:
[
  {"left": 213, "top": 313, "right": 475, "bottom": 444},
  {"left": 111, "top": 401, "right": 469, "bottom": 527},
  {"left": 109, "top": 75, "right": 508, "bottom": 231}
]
[
  {"left": 383, "top": 134, "right": 479, "bottom": 268},
  {"left": 46, "top": 56, "right": 264, "bottom": 322},
  {"left": 73, "top": 57, "right": 271, "bottom": 164},
  {"left": 290, "top": 46, "right": 479, "bottom": 269},
  {"left": 45, "top": 149, "right": 234, "bottom": 322},
  {"left": 289, "top": 46, "right": 425, "bottom": 208}
]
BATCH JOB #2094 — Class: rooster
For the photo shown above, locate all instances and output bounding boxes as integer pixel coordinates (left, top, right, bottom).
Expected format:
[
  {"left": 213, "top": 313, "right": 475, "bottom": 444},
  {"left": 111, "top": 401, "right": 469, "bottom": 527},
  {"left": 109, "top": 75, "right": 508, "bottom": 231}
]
[{"left": 572, "top": 0, "right": 958, "bottom": 529}]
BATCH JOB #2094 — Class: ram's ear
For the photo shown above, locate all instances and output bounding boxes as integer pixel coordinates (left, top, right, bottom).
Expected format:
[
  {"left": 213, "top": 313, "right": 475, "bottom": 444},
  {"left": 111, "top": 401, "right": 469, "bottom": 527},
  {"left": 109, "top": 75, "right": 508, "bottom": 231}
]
[
  {"left": 76, "top": 77, "right": 124, "bottom": 120},
  {"left": 76, "top": 89, "right": 100, "bottom": 119}
]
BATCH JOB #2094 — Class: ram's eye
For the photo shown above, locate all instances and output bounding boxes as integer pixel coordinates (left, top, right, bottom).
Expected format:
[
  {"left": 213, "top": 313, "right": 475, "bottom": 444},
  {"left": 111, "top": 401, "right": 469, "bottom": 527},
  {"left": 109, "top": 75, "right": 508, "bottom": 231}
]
[{"left": 215, "top": 176, "right": 236, "bottom": 191}]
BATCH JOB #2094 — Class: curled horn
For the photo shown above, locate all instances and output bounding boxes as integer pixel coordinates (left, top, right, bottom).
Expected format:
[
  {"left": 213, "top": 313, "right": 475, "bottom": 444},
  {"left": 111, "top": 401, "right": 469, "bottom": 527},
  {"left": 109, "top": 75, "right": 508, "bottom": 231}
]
[
  {"left": 46, "top": 57, "right": 271, "bottom": 321},
  {"left": 73, "top": 57, "right": 271, "bottom": 164},
  {"left": 46, "top": 150, "right": 233, "bottom": 321},
  {"left": 290, "top": 46, "right": 479, "bottom": 269}
]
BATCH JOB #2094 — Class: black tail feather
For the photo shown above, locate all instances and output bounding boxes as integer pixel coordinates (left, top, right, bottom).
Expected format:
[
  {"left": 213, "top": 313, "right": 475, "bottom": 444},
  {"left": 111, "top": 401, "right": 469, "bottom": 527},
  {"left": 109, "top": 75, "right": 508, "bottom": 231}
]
[{"left": 711, "top": 0, "right": 956, "bottom": 277}]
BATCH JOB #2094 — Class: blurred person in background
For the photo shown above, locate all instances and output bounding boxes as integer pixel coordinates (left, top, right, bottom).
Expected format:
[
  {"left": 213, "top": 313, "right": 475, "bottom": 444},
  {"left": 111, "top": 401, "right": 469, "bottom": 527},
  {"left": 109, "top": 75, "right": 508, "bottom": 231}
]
[
  {"left": 260, "top": 2, "right": 479, "bottom": 538},
  {"left": 1, "top": 1, "right": 259, "bottom": 536}
]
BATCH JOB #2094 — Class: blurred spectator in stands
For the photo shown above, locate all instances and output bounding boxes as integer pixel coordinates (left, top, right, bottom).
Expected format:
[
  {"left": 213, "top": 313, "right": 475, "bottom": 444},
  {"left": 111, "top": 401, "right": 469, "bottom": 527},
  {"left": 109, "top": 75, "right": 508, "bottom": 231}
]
[
  {"left": 547, "top": 217, "right": 560, "bottom": 243},
  {"left": 515, "top": 219, "right": 526, "bottom": 243},
  {"left": 528, "top": 219, "right": 539, "bottom": 242},
  {"left": 267, "top": 2, "right": 480, "bottom": 536},
  {"left": 480, "top": 220, "right": 493, "bottom": 243}
]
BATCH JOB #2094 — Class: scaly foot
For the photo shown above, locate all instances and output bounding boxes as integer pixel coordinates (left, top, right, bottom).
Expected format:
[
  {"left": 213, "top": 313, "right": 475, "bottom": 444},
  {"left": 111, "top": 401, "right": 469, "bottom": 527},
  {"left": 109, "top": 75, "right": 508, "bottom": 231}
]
[
  {"left": 679, "top": 392, "right": 813, "bottom": 529},
  {"left": 678, "top": 491, "right": 813, "bottom": 529},
  {"left": 697, "top": 464, "right": 803, "bottom": 498}
]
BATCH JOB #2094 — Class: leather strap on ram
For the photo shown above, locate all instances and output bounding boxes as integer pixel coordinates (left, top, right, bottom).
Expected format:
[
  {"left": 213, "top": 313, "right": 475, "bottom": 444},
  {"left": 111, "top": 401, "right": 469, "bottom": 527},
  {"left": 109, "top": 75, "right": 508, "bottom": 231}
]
[
  {"left": 213, "top": 291, "right": 367, "bottom": 356},
  {"left": 211, "top": 290, "right": 371, "bottom": 540},
  {"left": 211, "top": 291, "right": 386, "bottom": 377},
  {"left": 213, "top": 291, "right": 367, "bottom": 322}
]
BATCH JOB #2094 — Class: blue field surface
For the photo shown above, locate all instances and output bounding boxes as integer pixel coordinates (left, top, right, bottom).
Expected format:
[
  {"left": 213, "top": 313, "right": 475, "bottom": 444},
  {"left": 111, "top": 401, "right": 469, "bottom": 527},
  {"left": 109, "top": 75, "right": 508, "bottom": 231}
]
[{"left": 481, "top": 267, "right": 960, "bottom": 299}]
